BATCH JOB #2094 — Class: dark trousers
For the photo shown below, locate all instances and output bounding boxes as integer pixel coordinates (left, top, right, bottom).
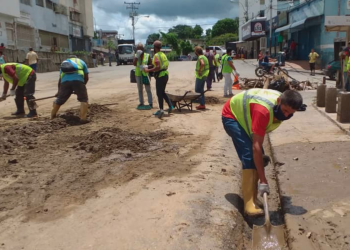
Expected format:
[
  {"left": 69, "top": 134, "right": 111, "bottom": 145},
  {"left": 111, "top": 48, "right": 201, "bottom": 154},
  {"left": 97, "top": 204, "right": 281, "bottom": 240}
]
[
  {"left": 29, "top": 63, "right": 37, "bottom": 72},
  {"left": 55, "top": 81, "right": 88, "bottom": 106},
  {"left": 206, "top": 67, "right": 215, "bottom": 89},
  {"left": 15, "top": 73, "right": 37, "bottom": 114},
  {"left": 155, "top": 75, "right": 172, "bottom": 110}
]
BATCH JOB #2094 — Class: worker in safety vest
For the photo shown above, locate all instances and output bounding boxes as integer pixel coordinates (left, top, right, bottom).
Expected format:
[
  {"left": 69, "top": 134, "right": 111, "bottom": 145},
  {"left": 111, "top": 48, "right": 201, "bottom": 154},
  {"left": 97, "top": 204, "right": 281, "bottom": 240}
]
[
  {"left": 133, "top": 43, "right": 153, "bottom": 109},
  {"left": 213, "top": 50, "right": 220, "bottom": 82},
  {"left": 194, "top": 46, "right": 209, "bottom": 110},
  {"left": 0, "top": 63, "right": 38, "bottom": 118},
  {"left": 51, "top": 56, "right": 89, "bottom": 123},
  {"left": 222, "top": 89, "right": 303, "bottom": 216},
  {"left": 221, "top": 48, "right": 239, "bottom": 97},
  {"left": 144, "top": 40, "right": 173, "bottom": 119}
]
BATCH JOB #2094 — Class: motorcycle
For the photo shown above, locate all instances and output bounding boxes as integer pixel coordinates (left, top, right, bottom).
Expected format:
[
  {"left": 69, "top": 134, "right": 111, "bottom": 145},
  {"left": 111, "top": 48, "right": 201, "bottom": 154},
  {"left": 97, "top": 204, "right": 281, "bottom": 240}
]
[{"left": 255, "top": 62, "right": 288, "bottom": 77}]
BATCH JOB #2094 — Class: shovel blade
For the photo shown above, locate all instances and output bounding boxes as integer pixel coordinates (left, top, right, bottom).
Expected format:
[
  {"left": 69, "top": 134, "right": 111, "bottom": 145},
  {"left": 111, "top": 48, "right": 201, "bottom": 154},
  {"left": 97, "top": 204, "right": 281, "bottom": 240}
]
[{"left": 252, "top": 225, "right": 286, "bottom": 250}]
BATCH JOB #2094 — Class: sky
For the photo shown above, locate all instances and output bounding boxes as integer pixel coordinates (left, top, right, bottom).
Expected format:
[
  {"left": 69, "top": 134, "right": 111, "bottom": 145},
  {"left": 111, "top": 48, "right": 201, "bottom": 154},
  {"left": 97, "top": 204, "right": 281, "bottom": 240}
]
[{"left": 93, "top": 0, "right": 239, "bottom": 44}]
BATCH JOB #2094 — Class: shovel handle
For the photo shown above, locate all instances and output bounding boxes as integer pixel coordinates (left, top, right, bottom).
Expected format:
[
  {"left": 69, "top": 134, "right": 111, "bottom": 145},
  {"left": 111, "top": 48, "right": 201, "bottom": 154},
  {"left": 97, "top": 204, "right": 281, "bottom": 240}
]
[
  {"left": 29, "top": 96, "right": 56, "bottom": 102},
  {"left": 263, "top": 192, "right": 271, "bottom": 226}
]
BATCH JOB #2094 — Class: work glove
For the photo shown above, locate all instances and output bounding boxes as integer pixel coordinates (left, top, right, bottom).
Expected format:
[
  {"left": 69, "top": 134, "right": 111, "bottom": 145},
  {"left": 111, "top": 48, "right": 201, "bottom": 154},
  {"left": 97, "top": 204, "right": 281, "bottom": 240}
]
[
  {"left": 136, "top": 50, "right": 143, "bottom": 59},
  {"left": 258, "top": 182, "right": 270, "bottom": 197},
  {"left": 235, "top": 70, "right": 240, "bottom": 77},
  {"left": 9, "top": 89, "right": 16, "bottom": 96}
]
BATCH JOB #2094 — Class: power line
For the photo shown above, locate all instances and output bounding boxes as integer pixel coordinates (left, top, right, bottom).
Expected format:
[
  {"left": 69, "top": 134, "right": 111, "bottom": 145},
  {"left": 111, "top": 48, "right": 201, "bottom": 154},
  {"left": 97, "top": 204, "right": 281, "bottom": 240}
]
[{"left": 124, "top": 1, "right": 140, "bottom": 45}]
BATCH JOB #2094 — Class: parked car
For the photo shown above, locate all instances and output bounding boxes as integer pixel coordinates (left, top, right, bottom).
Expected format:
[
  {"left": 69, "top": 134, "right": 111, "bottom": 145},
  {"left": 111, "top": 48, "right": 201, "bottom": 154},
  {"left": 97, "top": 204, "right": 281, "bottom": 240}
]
[
  {"left": 192, "top": 55, "right": 198, "bottom": 61},
  {"left": 323, "top": 60, "right": 340, "bottom": 80},
  {"left": 179, "top": 55, "right": 190, "bottom": 61},
  {"left": 206, "top": 46, "right": 226, "bottom": 57}
]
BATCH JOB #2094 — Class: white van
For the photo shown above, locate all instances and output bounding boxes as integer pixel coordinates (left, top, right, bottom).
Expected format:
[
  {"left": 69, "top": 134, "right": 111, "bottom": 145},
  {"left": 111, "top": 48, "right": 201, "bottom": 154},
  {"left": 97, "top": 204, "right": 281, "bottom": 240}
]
[
  {"left": 207, "top": 46, "right": 227, "bottom": 57},
  {"left": 118, "top": 44, "right": 135, "bottom": 65}
]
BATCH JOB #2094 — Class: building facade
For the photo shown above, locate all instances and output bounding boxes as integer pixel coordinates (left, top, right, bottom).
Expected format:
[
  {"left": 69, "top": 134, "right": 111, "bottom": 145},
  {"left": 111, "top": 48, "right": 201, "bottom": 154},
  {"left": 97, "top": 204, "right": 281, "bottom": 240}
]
[{"left": 0, "top": 0, "right": 93, "bottom": 52}]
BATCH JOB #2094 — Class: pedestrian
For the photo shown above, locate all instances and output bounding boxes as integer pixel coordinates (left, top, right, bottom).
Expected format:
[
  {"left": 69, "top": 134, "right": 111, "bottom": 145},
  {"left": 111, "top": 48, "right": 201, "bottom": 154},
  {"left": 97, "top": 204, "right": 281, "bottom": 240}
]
[
  {"left": 308, "top": 48, "right": 319, "bottom": 76},
  {"left": 0, "top": 63, "right": 38, "bottom": 118},
  {"left": 258, "top": 50, "right": 263, "bottom": 66},
  {"left": 91, "top": 51, "right": 97, "bottom": 68},
  {"left": 0, "top": 51, "right": 7, "bottom": 80},
  {"left": 0, "top": 43, "right": 5, "bottom": 53},
  {"left": 194, "top": 46, "right": 209, "bottom": 110},
  {"left": 115, "top": 49, "right": 119, "bottom": 66},
  {"left": 204, "top": 47, "right": 216, "bottom": 90},
  {"left": 264, "top": 51, "right": 275, "bottom": 73},
  {"left": 290, "top": 39, "right": 297, "bottom": 60},
  {"left": 133, "top": 43, "right": 153, "bottom": 109},
  {"left": 222, "top": 89, "right": 303, "bottom": 216},
  {"left": 221, "top": 48, "right": 239, "bottom": 97},
  {"left": 342, "top": 48, "right": 349, "bottom": 89},
  {"left": 108, "top": 49, "right": 112, "bottom": 67},
  {"left": 26, "top": 48, "right": 39, "bottom": 72},
  {"left": 213, "top": 50, "right": 221, "bottom": 82},
  {"left": 51, "top": 56, "right": 89, "bottom": 123},
  {"left": 144, "top": 40, "right": 173, "bottom": 119},
  {"left": 100, "top": 52, "right": 104, "bottom": 66}
]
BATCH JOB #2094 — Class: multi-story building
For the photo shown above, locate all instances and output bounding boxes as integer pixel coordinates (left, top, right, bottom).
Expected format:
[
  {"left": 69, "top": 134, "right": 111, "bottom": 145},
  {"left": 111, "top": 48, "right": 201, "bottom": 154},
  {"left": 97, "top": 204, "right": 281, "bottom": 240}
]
[
  {"left": 0, "top": 0, "right": 93, "bottom": 52},
  {"left": 0, "top": 1, "right": 20, "bottom": 48}
]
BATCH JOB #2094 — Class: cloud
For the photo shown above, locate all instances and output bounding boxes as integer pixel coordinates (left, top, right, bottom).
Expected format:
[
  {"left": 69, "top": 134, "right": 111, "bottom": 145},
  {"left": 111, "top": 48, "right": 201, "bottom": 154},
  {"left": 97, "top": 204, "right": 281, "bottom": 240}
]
[{"left": 93, "top": 0, "right": 239, "bottom": 43}]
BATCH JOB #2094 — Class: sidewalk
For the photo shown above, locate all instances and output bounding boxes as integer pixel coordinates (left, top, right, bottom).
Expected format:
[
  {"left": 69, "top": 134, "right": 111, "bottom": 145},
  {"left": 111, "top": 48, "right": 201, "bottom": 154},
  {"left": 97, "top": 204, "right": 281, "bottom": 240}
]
[
  {"left": 283, "top": 60, "right": 323, "bottom": 75},
  {"left": 268, "top": 91, "right": 350, "bottom": 249}
]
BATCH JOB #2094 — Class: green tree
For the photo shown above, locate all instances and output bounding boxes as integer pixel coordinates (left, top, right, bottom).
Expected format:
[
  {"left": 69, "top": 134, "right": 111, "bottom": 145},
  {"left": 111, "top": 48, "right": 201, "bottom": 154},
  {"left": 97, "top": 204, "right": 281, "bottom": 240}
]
[
  {"left": 193, "top": 25, "right": 203, "bottom": 38},
  {"left": 146, "top": 33, "right": 160, "bottom": 45},
  {"left": 211, "top": 18, "right": 239, "bottom": 37},
  {"left": 106, "top": 40, "right": 116, "bottom": 50},
  {"left": 207, "top": 33, "right": 238, "bottom": 46},
  {"left": 206, "top": 29, "right": 212, "bottom": 39},
  {"left": 160, "top": 32, "right": 181, "bottom": 55},
  {"left": 180, "top": 41, "right": 193, "bottom": 55},
  {"left": 168, "top": 25, "right": 194, "bottom": 39}
]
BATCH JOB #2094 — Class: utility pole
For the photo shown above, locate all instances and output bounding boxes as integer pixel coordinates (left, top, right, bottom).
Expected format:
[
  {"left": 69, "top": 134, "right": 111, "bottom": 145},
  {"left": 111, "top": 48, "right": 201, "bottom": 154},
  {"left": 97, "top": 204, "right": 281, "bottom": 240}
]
[
  {"left": 124, "top": 1, "right": 140, "bottom": 45},
  {"left": 245, "top": 0, "right": 248, "bottom": 22},
  {"left": 269, "top": 0, "right": 272, "bottom": 54}
]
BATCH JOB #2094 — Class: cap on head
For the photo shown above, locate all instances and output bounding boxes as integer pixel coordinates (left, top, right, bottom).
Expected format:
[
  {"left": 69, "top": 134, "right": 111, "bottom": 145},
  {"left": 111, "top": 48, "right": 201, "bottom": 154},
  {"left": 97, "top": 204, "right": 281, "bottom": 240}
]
[{"left": 137, "top": 43, "right": 144, "bottom": 51}]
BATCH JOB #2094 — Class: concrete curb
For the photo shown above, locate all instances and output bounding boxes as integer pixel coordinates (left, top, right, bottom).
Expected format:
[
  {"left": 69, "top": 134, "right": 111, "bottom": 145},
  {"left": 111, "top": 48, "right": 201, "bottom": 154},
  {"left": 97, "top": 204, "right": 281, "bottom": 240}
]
[{"left": 312, "top": 103, "right": 350, "bottom": 136}]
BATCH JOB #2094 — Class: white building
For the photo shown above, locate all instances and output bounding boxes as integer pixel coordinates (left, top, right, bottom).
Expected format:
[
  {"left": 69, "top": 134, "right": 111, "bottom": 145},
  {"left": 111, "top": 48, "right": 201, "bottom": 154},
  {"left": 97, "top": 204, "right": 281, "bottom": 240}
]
[
  {"left": 0, "top": 0, "right": 94, "bottom": 52},
  {"left": 0, "top": 0, "right": 20, "bottom": 48}
]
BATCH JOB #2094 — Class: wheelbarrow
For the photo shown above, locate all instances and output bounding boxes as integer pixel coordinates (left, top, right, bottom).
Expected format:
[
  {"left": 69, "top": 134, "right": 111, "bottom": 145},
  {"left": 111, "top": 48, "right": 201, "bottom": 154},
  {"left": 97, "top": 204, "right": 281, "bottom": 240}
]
[
  {"left": 166, "top": 90, "right": 208, "bottom": 112},
  {"left": 252, "top": 192, "right": 286, "bottom": 250}
]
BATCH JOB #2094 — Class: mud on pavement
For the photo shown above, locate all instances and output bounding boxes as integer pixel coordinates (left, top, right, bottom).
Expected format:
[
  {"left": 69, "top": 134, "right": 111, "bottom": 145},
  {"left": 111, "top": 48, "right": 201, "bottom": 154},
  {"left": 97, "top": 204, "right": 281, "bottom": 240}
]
[{"left": 0, "top": 103, "right": 197, "bottom": 223}]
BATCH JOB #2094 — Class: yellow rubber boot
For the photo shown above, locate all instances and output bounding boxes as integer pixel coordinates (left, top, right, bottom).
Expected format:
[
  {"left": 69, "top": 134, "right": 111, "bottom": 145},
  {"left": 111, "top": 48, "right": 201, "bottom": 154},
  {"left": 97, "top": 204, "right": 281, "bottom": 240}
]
[
  {"left": 79, "top": 102, "right": 89, "bottom": 123},
  {"left": 242, "top": 169, "right": 264, "bottom": 216},
  {"left": 51, "top": 103, "right": 61, "bottom": 119},
  {"left": 253, "top": 169, "right": 264, "bottom": 208}
]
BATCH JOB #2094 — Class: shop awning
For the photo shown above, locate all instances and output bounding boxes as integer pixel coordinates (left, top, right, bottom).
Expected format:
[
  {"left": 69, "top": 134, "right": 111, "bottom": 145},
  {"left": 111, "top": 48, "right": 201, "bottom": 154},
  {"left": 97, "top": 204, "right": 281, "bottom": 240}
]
[
  {"left": 291, "top": 15, "right": 323, "bottom": 29},
  {"left": 325, "top": 16, "right": 350, "bottom": 32},
  {"left": 275, "top": 24, "right": 291, "bottom": 33}
]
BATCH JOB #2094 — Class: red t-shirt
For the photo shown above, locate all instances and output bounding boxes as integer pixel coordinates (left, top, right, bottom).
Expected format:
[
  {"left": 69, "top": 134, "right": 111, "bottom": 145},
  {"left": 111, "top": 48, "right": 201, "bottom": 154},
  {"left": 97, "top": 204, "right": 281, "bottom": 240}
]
[
  {"left": 290, "top": 41, "right": 296, "bottom": 50},
  {"left": 222, "top": 99, "right": 270, "bottom": 137}
]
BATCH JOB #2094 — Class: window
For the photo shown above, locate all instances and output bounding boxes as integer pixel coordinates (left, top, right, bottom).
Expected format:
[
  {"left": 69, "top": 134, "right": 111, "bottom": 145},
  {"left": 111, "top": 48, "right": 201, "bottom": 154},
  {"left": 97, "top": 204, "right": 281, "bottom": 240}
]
[
  {"left": 260, "top": 10, "right": 265, "bottom": 17},
  {"left": 6, "top": 23, "right": 14, "bottom": 43},
  {"left": 20, "top": 0, "right": 31, "bottom": 5},
  {"left": 118, "top": 46, "right": 133, "bottom": 54},
  {"left": 46, "top": 0, "right": 53, "bottom": 9},
  {"left": 70, "top": 11, "right": 80, "bottom": 22},
  {"left": 36, "top": 0, "right": 44, "bottom": 7}
]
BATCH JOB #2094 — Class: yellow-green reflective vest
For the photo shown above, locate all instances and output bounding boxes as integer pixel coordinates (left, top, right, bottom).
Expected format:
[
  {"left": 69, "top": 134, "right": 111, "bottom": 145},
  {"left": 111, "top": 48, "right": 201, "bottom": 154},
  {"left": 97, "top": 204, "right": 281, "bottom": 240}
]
[
  {"left": 345, "top": 56, "right": 350, "bottom": 72},
  {"left": 60, "top": 58, "right": 84, "bottom": 79},
  {"left": 230, "top": 88, "right": 282, "bottom": 138},
  {"left": 152, "top": 52, "right": 169, "bottom": 78},
  {"left": 222, "top": 54, "right": 233, "bottom": 74},
  {"left": 0, "top": 63, "right": 33, "bottom": 86},
  {"left": 195, "top": 55, "right": 209, "bottom": 79},
  {"left": 135, "top": 53, "right": 149, "bottom": 77},
  {"left": 215, "top": 54, "right": 220, "bottom": 66}
]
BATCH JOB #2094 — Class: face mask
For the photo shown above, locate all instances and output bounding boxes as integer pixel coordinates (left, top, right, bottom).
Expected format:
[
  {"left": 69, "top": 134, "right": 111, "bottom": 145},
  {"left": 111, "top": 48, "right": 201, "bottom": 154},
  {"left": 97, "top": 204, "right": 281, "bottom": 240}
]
[{"left": 273, "top": 105, "right": 293, "bottom": 121}]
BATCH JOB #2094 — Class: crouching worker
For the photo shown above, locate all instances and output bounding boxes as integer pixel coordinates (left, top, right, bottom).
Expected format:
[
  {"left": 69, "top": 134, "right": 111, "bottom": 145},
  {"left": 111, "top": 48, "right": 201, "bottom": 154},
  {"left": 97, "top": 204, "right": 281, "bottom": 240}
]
[
  {"left": 0, "top": 63, "right": 38, "bottom": 118},
  {"left": 51, "top": 57, "right": 89, "bottom": 123},
  {"left": 222, "top": 89, "right": 303, "bottom": 216}
]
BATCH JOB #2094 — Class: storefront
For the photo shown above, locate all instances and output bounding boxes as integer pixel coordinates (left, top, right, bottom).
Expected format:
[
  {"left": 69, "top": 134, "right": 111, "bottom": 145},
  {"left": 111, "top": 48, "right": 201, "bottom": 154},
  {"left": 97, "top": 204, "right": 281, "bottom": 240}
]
[{"left": 241, "top": 18, "right": 267, "bottom": 59}]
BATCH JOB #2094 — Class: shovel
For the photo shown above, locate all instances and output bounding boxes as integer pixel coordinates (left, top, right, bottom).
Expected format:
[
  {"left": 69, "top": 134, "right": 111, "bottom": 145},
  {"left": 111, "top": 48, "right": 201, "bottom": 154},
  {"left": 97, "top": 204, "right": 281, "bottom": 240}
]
[
  {"left": 252, "top": 193, "right": 286, "bottom": 250},
  {"left": 28, "top": 95, "right": 56, "bottom": 110}
]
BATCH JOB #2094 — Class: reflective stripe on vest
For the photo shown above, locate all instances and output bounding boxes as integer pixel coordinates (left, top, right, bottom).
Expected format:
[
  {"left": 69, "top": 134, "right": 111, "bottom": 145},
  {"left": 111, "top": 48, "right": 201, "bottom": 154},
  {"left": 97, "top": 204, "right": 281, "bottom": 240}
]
[
  {"left": 1, "top": 63, "right": 32, "bottom": 86},
  {"left": 60, "top": 58, "right": 84, "bottom": 79},
  {"left": 135, "top": 53, "right": 149, "bottom": 76},
  {"left": 230, "top": 89, "right": 282, "bottom": 138}
]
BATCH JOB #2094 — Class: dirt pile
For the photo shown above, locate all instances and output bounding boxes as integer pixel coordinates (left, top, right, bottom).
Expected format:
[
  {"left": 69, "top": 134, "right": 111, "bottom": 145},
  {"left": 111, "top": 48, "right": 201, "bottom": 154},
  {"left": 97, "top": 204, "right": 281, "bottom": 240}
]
[
  {"left": 0, "top": 104, "right": 112, "bottom": 155},
  {"left": 205, "top": 96, "right": 224, "bottom": 104},
  {"left": 74, "top": 127, "right": 168, "bottom": 162}
]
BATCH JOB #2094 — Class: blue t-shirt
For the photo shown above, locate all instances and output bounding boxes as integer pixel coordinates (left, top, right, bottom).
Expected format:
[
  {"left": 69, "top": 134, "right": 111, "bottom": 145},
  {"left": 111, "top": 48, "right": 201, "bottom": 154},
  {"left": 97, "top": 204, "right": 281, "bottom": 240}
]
[
  {"left": 264, "top": 56, "right": 269, "bottom": 63},
  {"left": 60, "top": 59, "right": 89, "bottom": 83}
]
